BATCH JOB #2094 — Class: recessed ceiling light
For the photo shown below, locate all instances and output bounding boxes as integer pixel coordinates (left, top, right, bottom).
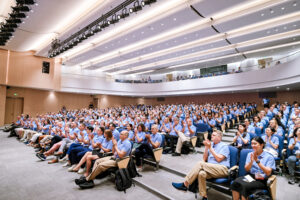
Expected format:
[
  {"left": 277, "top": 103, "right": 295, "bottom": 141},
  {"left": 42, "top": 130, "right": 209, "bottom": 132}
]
[
  {"left": 286, "top": 88, "right": 290, "bottom": 91},
  {"left": 284, "top": 26, "right": 287, "bottom": 30},
  {"left": 141, "top": 31, "right": 144, "bottom": 34},
  {"left": 161, "top": 23, "right": 164, "bottom": 26},
  {"left": 270, "top": 9, "right": 274, "bottom": 14},
  {"left": 293, "top": 2, "right": 297, "bottom": 6},
  {"left": 261, "top": 13, "right": 264, "bottom": 16},
  {"left": 293, "top": 24, "right": 297, "bottom": 27},
  {"left": 281, "top": 7, "right": 285, "bottom": 10},
  {"left": 173, "top": 18, "right": 177, "bottom": 21}
]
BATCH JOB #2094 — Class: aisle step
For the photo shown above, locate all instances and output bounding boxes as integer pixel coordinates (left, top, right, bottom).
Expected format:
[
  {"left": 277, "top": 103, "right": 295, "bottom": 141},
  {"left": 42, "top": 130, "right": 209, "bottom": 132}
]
[{"left": 134, "top": 167, "right": 195, "bottom": 200}]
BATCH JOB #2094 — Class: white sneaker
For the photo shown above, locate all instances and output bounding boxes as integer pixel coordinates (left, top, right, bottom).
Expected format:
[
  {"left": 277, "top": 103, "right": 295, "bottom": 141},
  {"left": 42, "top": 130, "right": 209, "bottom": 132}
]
[
  {"left": 62, "top": 162, "right": 71, "bottom": 167},
  {"left": 59, "top": 156, "right": 68, "bottom": 162},
  {"left": 137, "top": 167, "right": 143, "bottom": 172},
  {"left": 68, "top": 164, "right": 76, "bottom": 172},
  {"left": 78, "top": 167, "right": 86, "bottom": 174}
]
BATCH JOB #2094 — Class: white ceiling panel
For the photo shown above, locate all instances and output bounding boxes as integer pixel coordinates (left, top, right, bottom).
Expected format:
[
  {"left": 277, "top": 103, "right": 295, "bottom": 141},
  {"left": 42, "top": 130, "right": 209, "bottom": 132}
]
[
  {"left": 229, "top": 21, "right": 300, "bottom": 44},
  {"left": 214, "top": 0, "right": 300, "bottom": 33},
  {"left": 192, "top": 0, "right": 249, "bottom": 17},
  {"left": 238, "top": 36, "right": 300, "bottom": 53}
]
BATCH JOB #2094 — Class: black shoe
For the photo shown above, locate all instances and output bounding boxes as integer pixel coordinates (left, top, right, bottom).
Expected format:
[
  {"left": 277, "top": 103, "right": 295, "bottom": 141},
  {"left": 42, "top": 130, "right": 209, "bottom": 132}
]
[
  {"left": 288, "top": 177, "right": 296, "bottom": 185},
  {"left": 202, "top": 197, "right": 208, "bottom": 200},
  {"left": 172, "top": 152, "right": 181, "bottom": 156},
  {"left": 79, "top": 180, "right": 94, "bottom": 189},
  {"left": 75, "top": 176, "right": 87, "bottom": 185},
  {"left": 172, "top": 182, "right": 187, "bottom": 191},
  {"left": 36, "top": 153, "right": 46, "bottom": 161}
]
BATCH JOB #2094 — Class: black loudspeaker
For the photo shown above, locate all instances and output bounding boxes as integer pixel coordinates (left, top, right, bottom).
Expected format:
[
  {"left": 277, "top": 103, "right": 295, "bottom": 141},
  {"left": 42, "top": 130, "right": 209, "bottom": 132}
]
[
  {"left": 157, "top": 97, "right": 165, "bottom": 102},
  {"left": 42, "top": 61, "right": 50, "bottom": 74}
]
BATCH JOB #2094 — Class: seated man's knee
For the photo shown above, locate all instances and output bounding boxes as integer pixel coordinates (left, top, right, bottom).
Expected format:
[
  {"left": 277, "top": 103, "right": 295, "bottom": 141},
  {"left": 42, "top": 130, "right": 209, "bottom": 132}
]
[{"left": 198, "top": 170, "right": 207, "bottom": 178}]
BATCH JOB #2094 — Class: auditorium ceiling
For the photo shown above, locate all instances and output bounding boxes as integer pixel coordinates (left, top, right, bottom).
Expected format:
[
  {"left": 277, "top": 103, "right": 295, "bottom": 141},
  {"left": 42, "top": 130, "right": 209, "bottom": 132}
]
[{"left": 1, "top": 0, "right": 300, "bottom": 75}]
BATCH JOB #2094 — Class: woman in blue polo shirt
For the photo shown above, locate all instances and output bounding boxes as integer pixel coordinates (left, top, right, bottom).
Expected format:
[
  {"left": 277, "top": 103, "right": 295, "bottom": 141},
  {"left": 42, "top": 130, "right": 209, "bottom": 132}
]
[
  {"left": 262, "top": 127, "right": 279, "bottom": 158},
  {"left": 232, "top": 124, "right": 250, "bottom": 149},
  {"left": 287, "top": 127, "right": 300, "bottom": 185},
  {"left": 231, "top": 137, "right": 276, "bottom": 200}
]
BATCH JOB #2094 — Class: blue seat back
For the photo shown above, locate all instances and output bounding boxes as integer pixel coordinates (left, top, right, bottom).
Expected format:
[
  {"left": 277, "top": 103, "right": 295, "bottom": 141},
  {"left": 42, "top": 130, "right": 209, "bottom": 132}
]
[
  {"left": 255, "top": 127, "right": 262, "bottom": 137},
  {"left": 229, "top": 146, "right": 238, "bottom": 168},
  {"left": 239, "top": 149, "right": 253, "bottom": 177},
  {"left": 196, "top": 123, "right": 208, "bottom": 133},
  {"left": 273, "top": 134, "right": 284, "bottom": 158},
  {"left": 159, "top": 133, "right": 165, "bottom": 148}
]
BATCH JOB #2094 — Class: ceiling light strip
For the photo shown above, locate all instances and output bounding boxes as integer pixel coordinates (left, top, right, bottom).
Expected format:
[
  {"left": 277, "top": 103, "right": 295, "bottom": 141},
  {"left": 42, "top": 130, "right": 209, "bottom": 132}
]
[
  {"left": 78, "top": 0, "right": 291, "bottom": 69},
  {"left": 94, "top": 12, "right": 300, "bottom": 72},
  {"left": 114, "top": 40, "right": 300, "bottom": 74},
  {"left": 62, "top": 0, "right": 281, "bottom": 62},
  {"left": 112, "top": 30, "right": 300, "bottom": 74}
]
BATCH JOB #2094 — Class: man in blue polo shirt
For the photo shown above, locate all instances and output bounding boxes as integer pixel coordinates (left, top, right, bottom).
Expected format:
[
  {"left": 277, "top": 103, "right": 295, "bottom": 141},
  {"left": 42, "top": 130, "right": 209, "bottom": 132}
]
[
  {"left": 76, "top": 130, "right": 131, "bottom": 188},
  {"left": 173, "top": 118, "right": 196, "bottom": 156},
  {"left": 172, "top": 130, "right": 230, "bottom": 200},
  {"left": 134, "top": 124, "right": 162, "bottom": 171}
]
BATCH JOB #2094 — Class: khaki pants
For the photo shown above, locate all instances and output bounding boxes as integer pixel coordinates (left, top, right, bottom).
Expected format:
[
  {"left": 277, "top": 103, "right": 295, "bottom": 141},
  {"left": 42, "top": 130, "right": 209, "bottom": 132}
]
[
  {"left": 175, "top": 132, "right": 190, "bottom": 153},
  {"left": 185, "top": 161, "right": 228, "bottom": 197},
  {"left": 86, "top": 156, "right": 117, "bottom": 181}
]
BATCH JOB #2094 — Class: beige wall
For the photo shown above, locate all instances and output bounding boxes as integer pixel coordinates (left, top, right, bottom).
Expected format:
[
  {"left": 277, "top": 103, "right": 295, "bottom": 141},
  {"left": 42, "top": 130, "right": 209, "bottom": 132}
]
[
  {"left": 5, "top": 87, "right": 93, "bottom": 118},
  {"left": 96, "top": 90, "right": 300, "bottom": 110},
  {"left": 0, "top": 49, "right": 60, "bottom": 90},
  {"left": 0, "top": 86, "right": 7, "bottom": 126},
  {"left": 0, "top": 49, "right": 8, "bottom": 85},
  {"left": 96, "top": 94, "right": 154, "bottom": 109}
]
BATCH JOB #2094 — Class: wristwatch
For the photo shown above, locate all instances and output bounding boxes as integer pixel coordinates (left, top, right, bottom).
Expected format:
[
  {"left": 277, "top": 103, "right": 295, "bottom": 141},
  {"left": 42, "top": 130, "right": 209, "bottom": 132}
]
[{"left": 256, "top": 160, "right": 260, "bottom": 164}]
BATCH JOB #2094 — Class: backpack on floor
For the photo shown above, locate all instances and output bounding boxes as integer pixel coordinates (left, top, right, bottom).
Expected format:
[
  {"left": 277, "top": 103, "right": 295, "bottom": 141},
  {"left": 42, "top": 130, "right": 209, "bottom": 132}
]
[
  {"left": 127, "top": 158, "right": 141, "bottom": 178},
  {"left": 188, "top": 179, "right": 199, "bottom": 199},
  {"left": 115, "top": 168, "right": 132, "bottom": 193},
  {"left": 181, "top": 144, "right": 191, "bottom": 154},
  {"left": 248, "top": 189, "right": 271, "bottom": 200}
]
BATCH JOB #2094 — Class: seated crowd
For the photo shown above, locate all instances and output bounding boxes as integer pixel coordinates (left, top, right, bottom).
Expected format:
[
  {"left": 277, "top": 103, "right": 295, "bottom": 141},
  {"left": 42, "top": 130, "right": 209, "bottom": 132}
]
[{"left": 5, "top": 101, "right": 300, "bottom": 199}]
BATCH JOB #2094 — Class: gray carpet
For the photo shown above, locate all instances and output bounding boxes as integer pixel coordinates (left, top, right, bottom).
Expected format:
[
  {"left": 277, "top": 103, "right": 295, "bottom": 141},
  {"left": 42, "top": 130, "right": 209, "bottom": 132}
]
[{"left": 0, "top": 130, "right": 160, "bottom": 200}]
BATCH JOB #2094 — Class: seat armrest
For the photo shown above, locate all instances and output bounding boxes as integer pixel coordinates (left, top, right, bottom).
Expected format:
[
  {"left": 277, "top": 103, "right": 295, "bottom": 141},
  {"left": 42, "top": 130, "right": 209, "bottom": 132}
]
[
  {"left": 267, "top": 175, "right": 277, "bottom": 200},
  {"left": 116, "top": 156, "right": 130, "bottom": 169},
  {"left": 267, "top": 175, "right": 276, "bottom": 186},
  {"left": 190, "top": 136, "right": 197, "bottom": 147},
  {"left": 228, "top": 165, "right": 239, "bottom": 180},
  {"left": 229, "top": 165, "right": 239, "bottom": 172},
  {"left": 153, "top": 147, "right": 163, "bottom": 162}
]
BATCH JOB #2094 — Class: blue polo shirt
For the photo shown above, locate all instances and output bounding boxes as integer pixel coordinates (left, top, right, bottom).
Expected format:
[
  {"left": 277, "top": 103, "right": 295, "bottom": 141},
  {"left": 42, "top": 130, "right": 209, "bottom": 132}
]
[
  {"left": 161, "top": 123, "right": 171, "bottom": 133},
  {"left": 128, "top": 130, "right": 134, "bottom": 140},
  {"left": 207, "top": 142, "right": 230, "bottom": 168},
  {"left": 101, "top": 138, "right": 113, "bottom": 152},
  {"left": 288, "top": 138, "right": 300, "bottom": 154},
  {"left": 246, "top": 151, "right": 276, "bottom": 178},
  {"left": 115, "top": 139, "right": 132, "bottom": 158},
  {"left": 183, "top": 125, "right": 196, "bottom": 137},
  {"left": 236, "top": 133, "right": 250, "bottom": 147},
  {"left": 135, "top": 131, "right": 146, "bottom": 143},
  {"left": 169, "top": 124, "right": 182, "bottom": 136},
  {"left": 113, "top": 129, "right": 120, "bottom": 141},
  {"left": 262, "top": 135, "right": 279, "bottom": 153},
  {"left": 149, "top": 133, "right": 162, "bottom": 148}
]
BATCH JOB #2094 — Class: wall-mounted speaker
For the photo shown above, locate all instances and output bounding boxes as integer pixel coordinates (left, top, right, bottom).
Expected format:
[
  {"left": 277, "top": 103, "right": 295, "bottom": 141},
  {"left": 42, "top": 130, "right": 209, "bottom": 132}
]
[{"left": 42, "top": 61, "right": 50, "bottom": 74}]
